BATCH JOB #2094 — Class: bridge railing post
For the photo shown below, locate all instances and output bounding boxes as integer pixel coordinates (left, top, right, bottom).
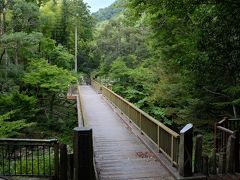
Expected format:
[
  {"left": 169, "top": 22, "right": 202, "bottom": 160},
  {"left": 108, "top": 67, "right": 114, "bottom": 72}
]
[
  {"left": 194, "top": 134, "right": 203, "bottom": 173},
  {"left": 54, "top": 142, "right": 60, "bottom": 180},
  {"left": 60, "top": 144, "right": 68, "bottom": 180},
  {"left": 226, "top": 134, "right": 235, "bottom": 173},
  {"left": 178, "top": 123, "right": 193, "bottom": 177},
  {"left": 202, "top": 154, "right": 209, "bottom": 176},
  {"left": 219, "top": 152, "right": 226, "bottom": 174},
  {"left": 68, "top": 153, "right": 74, "bottom": 180},
  {"left": 73, "top": 127, "right": 95, "bottom": 180},
  {"left": 234, "top": 131, "right": 239, "bottom": 172},
  {"left": 226, "top": 131, "right": 239, "bottom": 173}
]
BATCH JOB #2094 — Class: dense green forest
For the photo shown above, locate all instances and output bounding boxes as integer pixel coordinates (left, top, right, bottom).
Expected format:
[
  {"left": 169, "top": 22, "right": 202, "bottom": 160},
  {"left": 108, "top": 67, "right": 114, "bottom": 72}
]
[
  {"left": 0, "top": 0, "right": 93, "bottom": 145},
  {"left": 92, "top": 0, "right": 240, "bottom": 133},
  {"left": 0, "top": 0, "right": 239, "bottom": 148}
]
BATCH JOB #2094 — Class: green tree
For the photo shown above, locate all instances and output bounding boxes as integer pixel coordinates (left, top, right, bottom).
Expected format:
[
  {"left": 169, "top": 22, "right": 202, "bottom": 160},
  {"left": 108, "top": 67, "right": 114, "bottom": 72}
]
[
  {"left": 0, "top": 111, "right": 34, "bottom": 138},
  {"left": 12, "top": 0, "right": 40, "bottom": 32},
  {"left": 40, "top": 37, "right": 74, "bottom": 69},
  {"left": 0, "top": 32, "right": 43, "bottom": 65},
  {"left": 0, "top": 0, "right": 87, "bottom": 142},
  {"left": 22, "top": 59, "right": 76, "bottom": 122}
]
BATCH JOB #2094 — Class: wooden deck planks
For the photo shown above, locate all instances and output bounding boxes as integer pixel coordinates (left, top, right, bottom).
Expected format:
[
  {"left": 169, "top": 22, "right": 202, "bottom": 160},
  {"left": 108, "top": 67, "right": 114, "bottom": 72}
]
[{"left": 80, "top": 86, "right": 174, "bottom": 180}]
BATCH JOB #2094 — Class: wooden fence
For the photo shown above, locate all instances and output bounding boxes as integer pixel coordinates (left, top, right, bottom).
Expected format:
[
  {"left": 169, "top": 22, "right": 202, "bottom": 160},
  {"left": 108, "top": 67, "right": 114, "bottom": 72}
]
[
  {"left": 213, "top": 117, "right": 240, "bottom": 174},
  {"left": 214, "top": 117, "right": 240, "bottom": 153},
  {"left": 77, "top": 85, "right": 86, "bottom": 127},
  {"left": 228, "top": 118, "right": 240, "bottom": 132},
  {"left": 91, "top": 80, "right": 102, "bottom": 93},
  {"left": 0, "top": 83, "right": 96, "bottom": 180},
  {"left": 91, "top": 80, "right": 180, "bottom": 166},
  {"left": 67, "top": 83, "right": 86, "bottom": 127}
]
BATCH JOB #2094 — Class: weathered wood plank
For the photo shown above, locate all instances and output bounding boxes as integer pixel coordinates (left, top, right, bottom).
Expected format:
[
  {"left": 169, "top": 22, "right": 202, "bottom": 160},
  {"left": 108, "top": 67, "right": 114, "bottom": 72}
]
[{"left": 80, "top": 86, "right": 174, "bottom": 180}]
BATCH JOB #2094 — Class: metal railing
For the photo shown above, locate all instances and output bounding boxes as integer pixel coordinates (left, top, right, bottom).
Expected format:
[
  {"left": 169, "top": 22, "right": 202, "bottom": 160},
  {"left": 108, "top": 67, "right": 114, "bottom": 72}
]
[
  {"left": 91, "top": 80, "right": 180, "bottom": 166},
  {"left": 0, "top": 138, "right": 59, "bottom": 178}
]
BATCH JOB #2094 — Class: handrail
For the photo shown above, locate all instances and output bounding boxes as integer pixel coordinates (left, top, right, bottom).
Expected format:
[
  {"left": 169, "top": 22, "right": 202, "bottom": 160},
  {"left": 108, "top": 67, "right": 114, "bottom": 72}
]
[
  {"left": 214, "top": 117, "right": 239, "bottom": 153},
  {"left": 229, "top": 118, "right": 240, "bottom": 121},
  {"left": 77, "top": 86, "right": 84, "bottom": 127},
  {"left": 0, "top": 138, "right": 58, "bottom": 145},
  {"left": 103, "top": 84, "right": 179, "bottom": 137},
  {"left": 214, "top": 117, "right": 240, "bottom": 174},
  {"left": 0, "top": 138, "right": 58, "bottom": 142},
  {"left": 0, "top": 138, "right": 59, "bottom": 178},
  {"left": 91, "top": 79, "right": 180, "bottom": 166},
  {"left": 216, "top": 126, "right": 234, "bottom": 135},
  {"left": 77, "top": 81, "right": 88, "bottom": 127},
  {"left": 217, "top": 118, "right": 228, "bottom": 126},
  {"left": 91, "top": 80, "right": 102, "bottom": 93}
]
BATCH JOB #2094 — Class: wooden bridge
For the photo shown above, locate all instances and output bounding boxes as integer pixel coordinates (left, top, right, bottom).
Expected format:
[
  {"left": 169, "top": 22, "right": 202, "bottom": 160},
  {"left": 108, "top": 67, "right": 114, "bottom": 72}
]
[
  {"left": 0, "top": 80, "right": 240, "bottom": 180},
  {"left": 80, "top": 85, "right": 174, "bottom": 179},
  {"left": 73, "top": 80, "right": 240, "bottom": 180}
]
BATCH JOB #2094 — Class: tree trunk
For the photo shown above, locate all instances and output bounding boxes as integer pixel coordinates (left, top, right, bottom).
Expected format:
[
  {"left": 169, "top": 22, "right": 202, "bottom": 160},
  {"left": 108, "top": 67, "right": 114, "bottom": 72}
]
[
  {"left": 0, "top": 49, "right": 5, "bottom": 63},
  {"left": 14, "top": 47, "right": 18, "bottom": 65},
  {"left": 49, "top": 93, "right": 56, "bottom": 120},
  {"left": 1, "top": 4, "right": 9, "bottom": 79},
  {"left": 233, "top": 105, "right": 237, "bottom": 118},
  {"left": 4, "top": 48, "right": 8, "bottom": 79},
  {"left": 0, "top": 10, "right": 2, "bottom": 35}
]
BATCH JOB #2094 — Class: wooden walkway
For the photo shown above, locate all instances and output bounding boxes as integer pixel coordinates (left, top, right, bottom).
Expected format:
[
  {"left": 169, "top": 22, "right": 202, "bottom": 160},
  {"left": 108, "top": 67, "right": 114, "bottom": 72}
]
[{"left": 80, "top": 86, "right": 174, "bottom": 180}]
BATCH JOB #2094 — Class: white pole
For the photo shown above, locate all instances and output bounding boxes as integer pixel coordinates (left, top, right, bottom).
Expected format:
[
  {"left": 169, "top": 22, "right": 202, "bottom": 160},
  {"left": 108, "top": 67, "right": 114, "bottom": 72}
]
[{"left": 75, "top": 25, "right": 78, "bottom": 72}]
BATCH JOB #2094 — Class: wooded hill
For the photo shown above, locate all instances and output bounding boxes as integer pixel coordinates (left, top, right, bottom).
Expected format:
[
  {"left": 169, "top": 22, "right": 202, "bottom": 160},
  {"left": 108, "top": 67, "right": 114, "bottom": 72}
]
[
  {"left": 92, "top": 0, "right": 240, "bottom": 135},
  {"left": 92, "top": 0, "right": 123, "bottom": 22}
]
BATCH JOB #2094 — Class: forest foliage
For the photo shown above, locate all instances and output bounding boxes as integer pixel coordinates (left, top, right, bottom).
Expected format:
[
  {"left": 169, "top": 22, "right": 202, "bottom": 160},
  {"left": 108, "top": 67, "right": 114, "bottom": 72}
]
[
  {"left": 0, "top": 0, "right": 239, "bottom": 144},
  {"left": 0, "top": 0, "right": 93, "bottom": 143},
  {"left": 92, "top": 0, "right": 123, "bottom": 22},
  {"left": 92, "top": 0, "right": 240, "bottom": 132}
]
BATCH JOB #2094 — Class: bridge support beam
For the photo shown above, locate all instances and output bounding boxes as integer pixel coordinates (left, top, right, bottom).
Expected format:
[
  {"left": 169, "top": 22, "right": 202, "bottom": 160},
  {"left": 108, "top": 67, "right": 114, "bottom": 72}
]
[
  {"left": 73, "top": 127, "right": 95, "bottom": 180},
  {"left": 178, "top": 123, "right": 193, "bottom": 177}
]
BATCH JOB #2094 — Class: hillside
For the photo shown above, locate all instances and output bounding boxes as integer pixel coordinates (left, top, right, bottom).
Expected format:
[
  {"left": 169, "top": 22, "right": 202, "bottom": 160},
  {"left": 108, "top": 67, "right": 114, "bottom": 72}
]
[{"left": 92, "top": 0, "right": 124, "bottom": 22}]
